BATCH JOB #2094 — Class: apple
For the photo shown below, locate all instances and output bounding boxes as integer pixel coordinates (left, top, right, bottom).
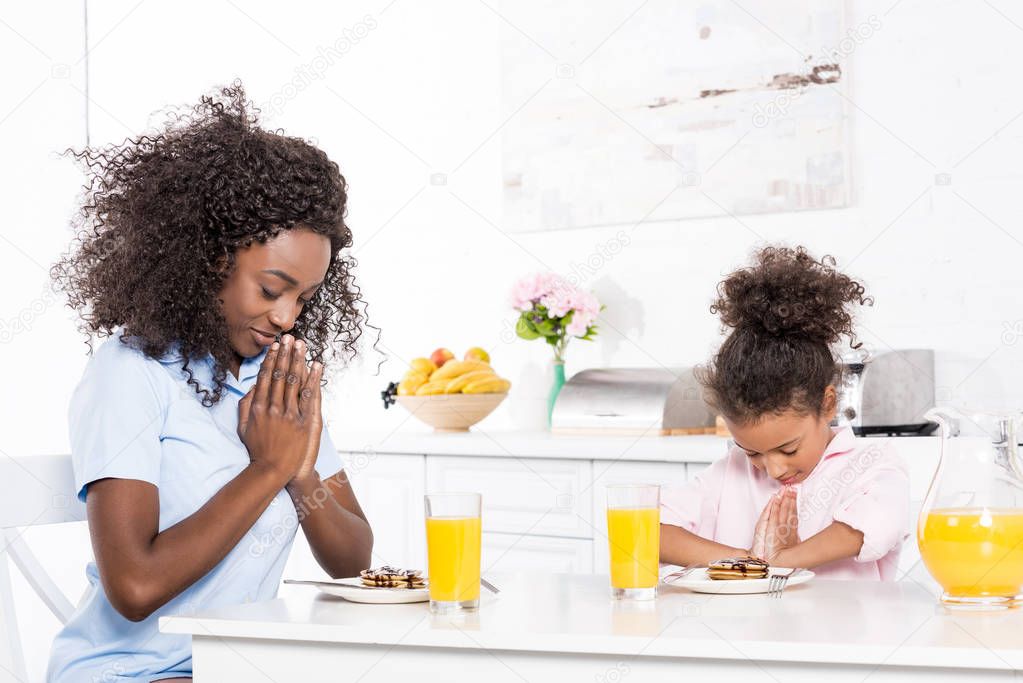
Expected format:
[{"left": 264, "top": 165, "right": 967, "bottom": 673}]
[
  {"left": 430, "top": 347, "right": 455, "bottom": 368},
  {"left": 464, "top": 347, "right": 490, "bottom": 363}
]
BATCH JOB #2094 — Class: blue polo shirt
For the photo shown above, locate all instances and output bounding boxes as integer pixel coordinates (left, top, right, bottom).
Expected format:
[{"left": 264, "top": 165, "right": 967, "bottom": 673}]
[{"left": 47, "top": 330, "right": 343, "bottom": 682}]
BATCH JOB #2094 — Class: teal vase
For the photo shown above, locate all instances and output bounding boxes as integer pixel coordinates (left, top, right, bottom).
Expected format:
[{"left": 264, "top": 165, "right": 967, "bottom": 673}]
[{"left": 547, "top": 361, "right": 565, "bottom": 427}]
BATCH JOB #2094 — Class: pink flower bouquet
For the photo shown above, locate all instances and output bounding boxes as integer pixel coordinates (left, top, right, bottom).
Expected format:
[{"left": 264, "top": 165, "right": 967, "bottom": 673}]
[{"left": 510, "top": 273, "right": 601, "bottom": 362}]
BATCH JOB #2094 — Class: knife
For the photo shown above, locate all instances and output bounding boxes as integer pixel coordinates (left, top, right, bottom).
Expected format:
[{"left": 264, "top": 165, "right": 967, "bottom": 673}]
[
  {"left": 285, "top": 578, "right": 501, "bottom": 594},
  {"left": 283, "top": 579, "right": 424, "bottom": 591}
]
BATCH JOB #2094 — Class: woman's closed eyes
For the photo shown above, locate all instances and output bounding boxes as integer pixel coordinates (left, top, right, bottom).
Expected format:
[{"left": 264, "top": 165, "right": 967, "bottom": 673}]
[{"left": 261, "top": 286, "right": 312, "bottom": 305}]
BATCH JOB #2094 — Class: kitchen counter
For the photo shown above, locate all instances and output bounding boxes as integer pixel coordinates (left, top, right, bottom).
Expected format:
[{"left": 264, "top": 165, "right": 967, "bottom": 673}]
[
  {"left": 333, "top": 428, "right": 941, "bottom": 464},
  {"left": 162, "top": 572, "right": 1021, "bottom": 681},
  {"left": 336, "top": 428, "right": 727, "bottom": 462}
]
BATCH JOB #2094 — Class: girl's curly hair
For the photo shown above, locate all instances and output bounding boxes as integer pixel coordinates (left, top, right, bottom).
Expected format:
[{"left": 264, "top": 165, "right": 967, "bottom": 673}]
[
  {"left": 697, "top": 245, "right": 873, "bottom": 424},
  {"left": 51, "top": 82, "right": 371, "bottom": 407}
]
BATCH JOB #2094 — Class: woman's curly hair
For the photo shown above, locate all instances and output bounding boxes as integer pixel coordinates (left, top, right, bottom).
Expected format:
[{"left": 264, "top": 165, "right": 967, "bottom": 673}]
[
  {"left": 51, "top": 82, "right": 371, "bottom": 406},
  {"left": 698, "top": 245, "right": 873, "bottom": 423}
]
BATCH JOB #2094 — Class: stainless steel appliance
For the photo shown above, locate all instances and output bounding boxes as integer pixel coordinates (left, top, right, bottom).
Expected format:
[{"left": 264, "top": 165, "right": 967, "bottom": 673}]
[
  {"left": 834, "top": 349, "right": 937, "bottom": 436},
  {"left": 550, "top": 367, "right": 716, "bottom": 435}
]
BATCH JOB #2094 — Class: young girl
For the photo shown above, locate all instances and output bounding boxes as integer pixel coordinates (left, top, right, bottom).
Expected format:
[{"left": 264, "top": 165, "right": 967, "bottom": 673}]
[
  {"left": 660, "top": 246, "right": 910, "bottom": 580},
  {"left": 47, "top": 84, "right": 373, "bottom": 682}
]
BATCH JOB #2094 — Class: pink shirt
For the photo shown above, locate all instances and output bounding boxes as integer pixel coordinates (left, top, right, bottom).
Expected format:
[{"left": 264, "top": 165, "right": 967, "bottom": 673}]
[{"left": 661, "top": 427, "right": 911, "bottom": 580}]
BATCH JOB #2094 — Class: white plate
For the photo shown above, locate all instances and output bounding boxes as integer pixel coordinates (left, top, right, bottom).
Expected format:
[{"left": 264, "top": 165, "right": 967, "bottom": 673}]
[
  {"left": 300, "top": 577, "right": 430, "bottom": 604},
  {"left": 662, "top": 567, "right": 814, "bottom": 594}
]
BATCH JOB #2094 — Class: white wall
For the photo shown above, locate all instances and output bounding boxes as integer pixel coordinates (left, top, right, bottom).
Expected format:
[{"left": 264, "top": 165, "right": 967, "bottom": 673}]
[
  {"left": 8, "top": 0, "right": 1023, "bottom": 457},
  {"left": 79, "top": 0, "right": 1023, "bottom": 443},
  {"left": 3, "top": 0, "right": 1023, "bottom": 678}
]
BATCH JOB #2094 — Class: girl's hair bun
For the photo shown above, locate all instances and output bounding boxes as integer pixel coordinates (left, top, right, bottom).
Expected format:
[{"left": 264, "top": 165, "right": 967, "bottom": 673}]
[{"left": 711, "top": 245, "right": 872, "bottom": 348}]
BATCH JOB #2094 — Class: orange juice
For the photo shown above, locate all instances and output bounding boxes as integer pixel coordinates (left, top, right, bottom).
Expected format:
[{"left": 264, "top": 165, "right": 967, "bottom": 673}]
[
  {"left": 918, "top": 508, "right": 1023, "bottom": 598},
  {"left": 426, "top": 516, "right": 482, "bottom": 602},
  {"left": 607, "top": 507, "right": 660, "bottom": 589}
]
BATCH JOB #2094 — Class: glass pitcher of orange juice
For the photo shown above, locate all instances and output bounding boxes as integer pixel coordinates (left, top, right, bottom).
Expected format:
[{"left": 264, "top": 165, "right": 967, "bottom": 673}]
[{"left": 918, "top": 407, "right": 1023, "bottom": 609}]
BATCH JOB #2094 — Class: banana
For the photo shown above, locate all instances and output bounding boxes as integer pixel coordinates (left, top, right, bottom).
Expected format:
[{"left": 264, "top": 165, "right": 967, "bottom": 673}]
[
  {"left": 415, "top": 380, "right": 449, "bottom": 396},
  {"left": 444, "top": 369, "right": 496, "bottom": 394},
  {"left": 397, "top": 372, "right": 429, "bottom": 396},
  {"left": 429, "top": 359, "right": 492, "bottom": 382},
  {"left": 462, "top": 377, "right": 511, "bottom": 394},
  {"left": 400, "top": 370, "right": 428, "bottom": 385},
  {"left": 397, "top": 379, "right": 419, "bottom": 396},
  {"left": 409, "top": 357, "right": 437, "bottom": 376}
]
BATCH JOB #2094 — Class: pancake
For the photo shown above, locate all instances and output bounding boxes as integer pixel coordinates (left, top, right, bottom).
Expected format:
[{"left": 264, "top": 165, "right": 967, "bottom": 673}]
[
  {"left": 359, "top": 566, "right": 426, "bottom": 588},
  {"left": 707, "top": 557, "right": 770, "bottom": 580}
]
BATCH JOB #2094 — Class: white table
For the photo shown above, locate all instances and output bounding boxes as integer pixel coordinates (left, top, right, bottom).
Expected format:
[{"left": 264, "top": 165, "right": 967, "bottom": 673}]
[{"left": 160, "top": 573, "right": 1023, "bottom": 682}]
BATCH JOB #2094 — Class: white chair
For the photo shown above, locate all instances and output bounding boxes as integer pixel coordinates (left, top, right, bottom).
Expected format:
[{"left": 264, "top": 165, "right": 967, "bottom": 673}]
[{"left": 0, "top": 454, "right": 86, "bottom": 682}]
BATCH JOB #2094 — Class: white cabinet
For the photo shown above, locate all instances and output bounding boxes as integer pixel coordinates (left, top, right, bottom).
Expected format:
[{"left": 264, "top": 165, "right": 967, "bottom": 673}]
[
  {"left": 589, "top": 460, "right": 691, "bottom": 574},
  {"left": 426, "top": 456, "right": 594, "bottom": 539},
  {"left": 482, "top": 534, "right": 593, "bottom": 574},
  {"left": 344, "top": 452, "right": 427, "bottom": 569}
]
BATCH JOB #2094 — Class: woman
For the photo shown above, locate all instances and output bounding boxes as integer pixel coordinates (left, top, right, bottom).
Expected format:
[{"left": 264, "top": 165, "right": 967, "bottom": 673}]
[{"left": 46, "top": 83, "right": 373, "bottom": 682}]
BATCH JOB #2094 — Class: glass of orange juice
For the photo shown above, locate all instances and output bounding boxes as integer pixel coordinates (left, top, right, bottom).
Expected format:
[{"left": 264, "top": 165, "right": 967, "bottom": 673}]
[
  {"left": 425, "top": 493, "right": 482, "bottom": 613},
  {"left": 606, "top": 484, "right": 660, "bottom": 600}
]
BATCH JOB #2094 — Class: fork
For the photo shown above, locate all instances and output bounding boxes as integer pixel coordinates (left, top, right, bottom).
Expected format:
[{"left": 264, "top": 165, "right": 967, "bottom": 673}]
[
  {"left": 768, "top": 568, "right": 803, "bottom": 598},
  {"left": 662, "top": 565, "right": 705, "bottom": 584}
]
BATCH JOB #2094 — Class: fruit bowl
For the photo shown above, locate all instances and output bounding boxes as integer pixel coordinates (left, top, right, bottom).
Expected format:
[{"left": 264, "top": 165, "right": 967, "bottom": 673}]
[
  {"left": 396, "top": 393, "right": 508, "bottom": 432},
  {"left": 388, "top": 347, "right": 512, "bottom": 432}
]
